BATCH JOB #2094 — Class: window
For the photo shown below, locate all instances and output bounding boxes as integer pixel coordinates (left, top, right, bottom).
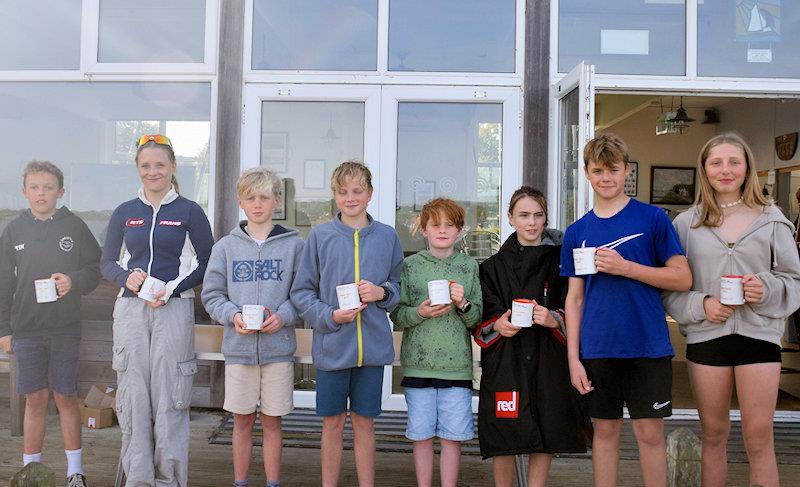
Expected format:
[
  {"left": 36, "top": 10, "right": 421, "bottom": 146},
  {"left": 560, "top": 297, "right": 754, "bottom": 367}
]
[
  {"left": 0, "top": 83, "right": 212, "bottom": 241},
  {"left": 251, "top": 0, "right": 378, "bottom": 71},
  {"left": 558, "top": 0, "right": 685, "bottom": 75},
  {"left": 388, "top": 0, "right": 516, "bottom": 72},
  {"left": 98, "top": 0, "right": 206, "bottom": 63},
  {"left": 0, "top": 0, "right": 81, "bottom": 70},
  {"left": 698, "top": 1, "right": 800, "bottom": 78}
]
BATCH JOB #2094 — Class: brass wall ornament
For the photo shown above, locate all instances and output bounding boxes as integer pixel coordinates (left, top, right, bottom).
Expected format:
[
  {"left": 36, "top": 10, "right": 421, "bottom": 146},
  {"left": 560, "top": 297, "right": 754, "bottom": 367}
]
[{"left": 776, "top": 132, "right": 798, "bottom": 161}]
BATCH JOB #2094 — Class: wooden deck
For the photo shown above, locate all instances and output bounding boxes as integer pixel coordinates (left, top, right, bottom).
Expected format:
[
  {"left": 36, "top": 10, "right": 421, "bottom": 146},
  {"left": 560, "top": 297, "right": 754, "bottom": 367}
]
[{"left": 3, "top": 391, "right": 800, "bottom": 485}]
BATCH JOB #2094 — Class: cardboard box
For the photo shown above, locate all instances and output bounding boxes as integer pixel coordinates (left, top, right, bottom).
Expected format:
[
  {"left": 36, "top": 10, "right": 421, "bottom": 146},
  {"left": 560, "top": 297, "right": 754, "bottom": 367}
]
[{"left": 79, "top": 385, "right": 116, "bottom": 429}]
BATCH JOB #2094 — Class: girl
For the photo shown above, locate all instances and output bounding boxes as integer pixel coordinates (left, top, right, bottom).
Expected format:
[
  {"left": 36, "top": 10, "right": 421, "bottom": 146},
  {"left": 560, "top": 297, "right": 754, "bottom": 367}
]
[
  {"left": 664, "top": 133, "right": 800, "bottom": 487},
  {"left": 475, "top": 186, "right": 589, "bottom": 487},
  {"left": 390, "top": 198, "right": 483, "bottom": 487},
  {"left": 101, "top": 134, "right": 214, "bottom": 487}
]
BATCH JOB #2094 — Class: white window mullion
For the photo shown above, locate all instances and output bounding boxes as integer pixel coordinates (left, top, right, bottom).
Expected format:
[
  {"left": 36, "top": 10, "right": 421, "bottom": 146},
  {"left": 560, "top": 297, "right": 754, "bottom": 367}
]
[
  {"left": 377, "top": 0, "right": 390, "bottom": 75},
  {"left": 686, "top": 0, "right": 698, "bottom": 78},
  {"left": 81, "top": 0, "right": 100, "bottom": 74}
]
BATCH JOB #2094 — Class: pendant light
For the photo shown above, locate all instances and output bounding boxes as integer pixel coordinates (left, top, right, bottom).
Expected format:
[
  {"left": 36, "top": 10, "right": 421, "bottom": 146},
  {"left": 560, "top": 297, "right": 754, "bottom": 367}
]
[{"left": 668, "top": 97, "right": 695, "bottom": 133}]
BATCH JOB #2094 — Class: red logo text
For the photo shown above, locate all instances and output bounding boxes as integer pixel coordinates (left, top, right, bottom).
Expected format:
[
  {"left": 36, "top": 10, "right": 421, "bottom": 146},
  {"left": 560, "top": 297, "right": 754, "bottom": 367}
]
[
  {"left": 495, "top": 391, "right": 518, "bottom": 418},
  {"left": 159, "top": 220, "right": 182, "bottom": 226},
  {"left": 125, "top": 218, "right": 145, "bottom": 227}
]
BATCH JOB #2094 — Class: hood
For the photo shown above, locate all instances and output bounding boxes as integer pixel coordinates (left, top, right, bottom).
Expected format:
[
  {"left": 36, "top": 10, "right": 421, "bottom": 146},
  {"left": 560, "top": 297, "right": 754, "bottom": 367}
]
[
  {"left": 229, "top": 221, "right": 299, "bottom": 244},
  {"left": 416, "top": 249, "right": 465, "bottom": 264},
  {"left": 499, "top": 230, "right": 562, "bottom": 254},
  {"left": 26, "top": 206, "right": 72, "bottom": 222},
  {"left": 331, "top": 212, "right": 378, "bottom": 237},
  {"left": 137, "top": 185, "right": 179, "bottom": 207}
]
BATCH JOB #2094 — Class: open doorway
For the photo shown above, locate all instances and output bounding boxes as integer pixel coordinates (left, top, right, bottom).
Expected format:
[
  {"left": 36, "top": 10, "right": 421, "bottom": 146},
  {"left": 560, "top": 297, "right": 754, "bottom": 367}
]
[{"left": 595, "top": 93, "right": 800, "bottom": 412}]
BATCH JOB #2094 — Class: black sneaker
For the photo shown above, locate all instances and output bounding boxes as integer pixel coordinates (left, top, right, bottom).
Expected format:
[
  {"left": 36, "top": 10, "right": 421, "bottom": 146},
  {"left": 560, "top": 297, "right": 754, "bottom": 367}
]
[{"left": 67, "top": 473, "right": 88, "bottom": 487}]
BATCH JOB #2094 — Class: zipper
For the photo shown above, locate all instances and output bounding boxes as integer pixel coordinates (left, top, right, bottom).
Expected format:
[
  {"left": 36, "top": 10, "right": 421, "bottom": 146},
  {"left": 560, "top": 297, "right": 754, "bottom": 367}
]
[
  {"left": 256, "top": 242, "right": 262, "bottom": 363},
  {"left": 146, "top": 205, "right": 159, "bottom": 274},
  {"left": 354, "top": 229, "right": 363, "bottom": 368}
]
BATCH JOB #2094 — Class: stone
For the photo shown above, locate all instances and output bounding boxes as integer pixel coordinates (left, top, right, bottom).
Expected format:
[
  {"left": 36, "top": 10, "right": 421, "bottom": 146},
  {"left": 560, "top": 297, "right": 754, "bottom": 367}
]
[
  {"left": 10, "top": 462, "right": 55, "bottom": 487},
  {"left": 667, "top": 427, "right": 701, "bottom": 487}
]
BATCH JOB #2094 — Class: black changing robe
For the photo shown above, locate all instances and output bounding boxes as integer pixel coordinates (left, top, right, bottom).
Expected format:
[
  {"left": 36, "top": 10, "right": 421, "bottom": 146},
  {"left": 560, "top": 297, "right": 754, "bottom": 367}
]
[{"left": 476, "top": 233, "right": 590, "bottom": 458}]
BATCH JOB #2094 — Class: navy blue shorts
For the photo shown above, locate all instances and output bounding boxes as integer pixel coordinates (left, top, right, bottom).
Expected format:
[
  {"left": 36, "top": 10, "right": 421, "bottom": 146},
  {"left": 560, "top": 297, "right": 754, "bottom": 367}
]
[
  {"left": 13, "top": 335, "right": 81, "bottom": 396},
  {"left": 315, "top": 366, "right": 384, "bottom": 417}
]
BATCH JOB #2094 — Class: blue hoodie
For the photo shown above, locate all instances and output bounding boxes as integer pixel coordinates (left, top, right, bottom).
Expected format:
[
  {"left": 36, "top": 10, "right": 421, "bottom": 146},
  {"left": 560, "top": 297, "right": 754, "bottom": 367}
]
[
  {"left": 290, "top": 213, "right": 403, "bottom": 371},
  {"left": 202, "top": 223, "right": 304, "bottom": 365}
]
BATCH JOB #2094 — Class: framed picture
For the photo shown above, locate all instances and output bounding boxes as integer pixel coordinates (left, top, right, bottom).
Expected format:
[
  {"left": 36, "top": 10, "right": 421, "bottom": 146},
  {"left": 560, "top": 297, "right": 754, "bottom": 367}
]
[
  {"left": 650, "top": 166, "right": 696, "bottom": 205},
  {"left": 303, "top": 159, "right": 326, "bottom": 189},
  {"left": 624, "top": 161, "right": 638, "bottom": 197},
  {"left": 261, "top": 132, "right": 288, "bottom": 173},
  {"left": 272, "top": 179, "right": 286, "bottom": 220},
  {"left": 413, "top": 180, "right": 435, "bottom": 212}
]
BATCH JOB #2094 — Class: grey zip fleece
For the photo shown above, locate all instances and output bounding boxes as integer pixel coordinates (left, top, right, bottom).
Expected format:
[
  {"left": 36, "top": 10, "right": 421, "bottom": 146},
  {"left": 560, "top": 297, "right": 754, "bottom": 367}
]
[
  {"left": 663, "top": 204, "right": 800, "bottom": 347},
  {"left": 202, "top": 223, "right": 304, "bottom": 365}
]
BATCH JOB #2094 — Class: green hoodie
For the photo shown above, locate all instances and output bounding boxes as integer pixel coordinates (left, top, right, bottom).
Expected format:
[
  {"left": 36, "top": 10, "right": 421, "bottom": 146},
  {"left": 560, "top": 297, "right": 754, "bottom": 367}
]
[{"left": 390, "top": 250, "right": 482, "bottom": 380}]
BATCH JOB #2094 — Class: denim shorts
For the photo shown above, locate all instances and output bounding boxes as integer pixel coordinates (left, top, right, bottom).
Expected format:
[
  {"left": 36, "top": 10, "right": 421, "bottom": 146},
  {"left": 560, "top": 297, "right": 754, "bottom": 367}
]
[
  {"left": 404, "top": 386, "right": 474, "bottom": 442},
  {"left": 13, "top": 335, "right": 81, "bottom": 395},
  {"left": 315, "top": 366, "right": 384, "bottom": 418}
]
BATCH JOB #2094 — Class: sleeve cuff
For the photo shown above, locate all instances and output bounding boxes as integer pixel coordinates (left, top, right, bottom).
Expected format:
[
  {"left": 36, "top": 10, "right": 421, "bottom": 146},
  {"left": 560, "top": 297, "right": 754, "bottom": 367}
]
[{"left": 473, "top": 317, "right": 501, "bottom": 348}]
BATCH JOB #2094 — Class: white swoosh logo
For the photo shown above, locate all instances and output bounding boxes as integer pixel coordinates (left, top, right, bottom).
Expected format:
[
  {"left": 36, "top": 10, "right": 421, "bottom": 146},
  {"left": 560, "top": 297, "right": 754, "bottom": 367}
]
[{"left": 652, "top": 401, "right": 671, "bottom": 410}]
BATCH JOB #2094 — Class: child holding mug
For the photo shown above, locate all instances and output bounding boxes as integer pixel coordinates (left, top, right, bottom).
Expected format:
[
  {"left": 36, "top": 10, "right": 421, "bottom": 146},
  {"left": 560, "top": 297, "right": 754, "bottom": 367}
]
[{"left": 664, "top": 133, "right": 800, "bottom": 487}]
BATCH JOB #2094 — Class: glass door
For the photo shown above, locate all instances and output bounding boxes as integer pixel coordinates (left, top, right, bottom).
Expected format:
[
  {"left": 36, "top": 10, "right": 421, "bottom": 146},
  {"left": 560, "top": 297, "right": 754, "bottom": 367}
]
[
  {"left": 242, "top": 84, "right": 380, "bottom": 408},
  {"left": 380, "top": 85, "right": 522, "bottom": 411},
  {"left": 551, "top": 62, "right": 595, "bottom": 229}
]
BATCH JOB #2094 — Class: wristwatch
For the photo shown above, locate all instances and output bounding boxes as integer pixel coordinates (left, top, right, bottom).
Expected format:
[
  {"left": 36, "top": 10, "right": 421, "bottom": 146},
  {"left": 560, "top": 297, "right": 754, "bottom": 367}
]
[
  {"left": 457, "top": 300, "right": 472, "bottom": 314},
  {"left": 378, "top": 284, "right": 390, "bottom": 303}
]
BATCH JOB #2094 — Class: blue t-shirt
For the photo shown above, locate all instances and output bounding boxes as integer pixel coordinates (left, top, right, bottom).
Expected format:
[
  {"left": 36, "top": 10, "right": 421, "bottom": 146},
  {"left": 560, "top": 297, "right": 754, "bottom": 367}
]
[{"left": 560, "top": 199, "right": 684, "bottom": 359}]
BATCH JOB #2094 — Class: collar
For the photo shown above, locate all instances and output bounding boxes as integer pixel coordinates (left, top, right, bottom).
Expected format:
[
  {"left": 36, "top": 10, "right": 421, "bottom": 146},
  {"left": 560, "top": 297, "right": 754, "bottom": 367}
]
[{"left": 137, "top": 185, "right": 179, "bottom": 207}]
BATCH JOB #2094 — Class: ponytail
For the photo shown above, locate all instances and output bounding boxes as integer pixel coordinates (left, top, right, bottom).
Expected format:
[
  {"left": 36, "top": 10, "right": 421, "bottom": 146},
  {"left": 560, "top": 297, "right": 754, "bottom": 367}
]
[{"left": 171, "top": 174, "right": 180, "bottom": 194}]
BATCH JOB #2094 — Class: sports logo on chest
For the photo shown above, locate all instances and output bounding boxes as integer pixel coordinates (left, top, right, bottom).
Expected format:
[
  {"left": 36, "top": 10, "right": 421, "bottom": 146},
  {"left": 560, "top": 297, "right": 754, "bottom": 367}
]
[
  {"left": 59, "top": 236, "right": 74, "bottom": 252},
  {"left": 159, "top": 220, "right": 183, "bottom": 227},
  {"left": 14, "top": 244, "right": 24, "bottom": 251},
  {"left": 232, "top": 259, "right": 284, "bottom": 282},
  {"left": 125, "top": 218, "right": 146, "bottom": 227}
]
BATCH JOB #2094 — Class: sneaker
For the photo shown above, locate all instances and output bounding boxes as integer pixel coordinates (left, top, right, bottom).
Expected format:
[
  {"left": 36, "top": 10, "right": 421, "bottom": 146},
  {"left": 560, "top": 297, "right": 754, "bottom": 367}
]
[{"left": 67, "top": 473, "right": 88, "bottom": 487}]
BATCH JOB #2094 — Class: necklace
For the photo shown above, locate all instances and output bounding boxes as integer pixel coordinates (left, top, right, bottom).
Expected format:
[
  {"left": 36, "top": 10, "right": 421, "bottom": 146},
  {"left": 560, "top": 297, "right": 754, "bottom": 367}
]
[{"left": 719, "top": 197, "right": 743, "bottom": 209}]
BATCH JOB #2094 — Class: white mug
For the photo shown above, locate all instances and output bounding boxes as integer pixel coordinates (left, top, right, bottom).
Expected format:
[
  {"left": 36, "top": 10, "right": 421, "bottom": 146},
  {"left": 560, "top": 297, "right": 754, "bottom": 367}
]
[
  {"left": 138, "top": 276, "right": 166, "bottom": 303},
  {"left": 427, "top": 280, "right": 452, "bottom": 306},
  {"left": 242, "top": 305, "right": 271, "bottom": 330},
  {"left": 336, "top": 283, "right": 361, "bottom": 310},
  {"left": 34, "top": 278, "right": 58, "bottom": 303},
  {"left": 510, "top": 299, "right": 535, "bottom": 328},
  {"left": 720, "top": 275, "right": 745, "bottom": 305},
  {"left": 573, "top": 247, "right": 598, "bottom": 275}
]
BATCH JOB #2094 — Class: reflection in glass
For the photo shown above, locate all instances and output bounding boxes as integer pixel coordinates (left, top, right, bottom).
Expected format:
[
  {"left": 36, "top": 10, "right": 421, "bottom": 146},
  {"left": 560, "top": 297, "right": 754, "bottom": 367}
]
[
  {"left": 99, "top": 0, "right": 206, "bottom": 63},
  {"left": 559, "top": 89, "right": 579, "bottom": 229},
  {"left": 389, "top": 0, "right": 515, "bottom": 72},
  {"left": 252, "top": 0, "right": 377, "bottom": 70},
  {"left": 558, "top": 0, "right": 685, "bottom": 75},
  {"left": 0, "top": 0, "right": 81, "bottom": 69},
  {"left": 395, "top": 103, "right": 502, "bottom": 257},
  {"left": 0, "top": 83, "right": 211, "bottom": 241},
  {"left": 259, "top": 101, "right": 365, "bottom": 239},
  {"left": 699, "top": 1, "right": 800, "bottom": 78}
]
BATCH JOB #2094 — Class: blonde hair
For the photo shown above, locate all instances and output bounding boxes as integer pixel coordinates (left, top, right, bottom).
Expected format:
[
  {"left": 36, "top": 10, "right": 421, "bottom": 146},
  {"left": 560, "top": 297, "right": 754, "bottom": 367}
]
[
  {"left": 418, "top": 198, "right": 465, "bottom": 231},
  {"left": 583, "top": 133, "right": 630, "bottom": 168},
  {"left": 23, "top": 160, "right": 64, "bottom": 189},
  {"left": 330, "top": 160, "right": 373, "bottom": 193},
  {"left": 237, "top": 167, "right": 281, "bottom": 198},
  {"left": 694, "top": 132, "right": 769, "bottom": 228}
]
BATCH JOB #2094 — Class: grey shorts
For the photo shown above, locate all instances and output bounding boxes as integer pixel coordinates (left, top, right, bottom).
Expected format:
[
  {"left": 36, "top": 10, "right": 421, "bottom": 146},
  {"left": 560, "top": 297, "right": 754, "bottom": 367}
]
[{"left": 13, "top": 335, "right": 81, "bottom": 395}]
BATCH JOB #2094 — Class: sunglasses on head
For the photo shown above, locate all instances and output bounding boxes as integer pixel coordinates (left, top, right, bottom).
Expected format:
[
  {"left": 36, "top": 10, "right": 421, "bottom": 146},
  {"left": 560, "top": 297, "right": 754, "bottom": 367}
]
[{"left": 136, "top": 134, "right": 172, "bottom": 148}]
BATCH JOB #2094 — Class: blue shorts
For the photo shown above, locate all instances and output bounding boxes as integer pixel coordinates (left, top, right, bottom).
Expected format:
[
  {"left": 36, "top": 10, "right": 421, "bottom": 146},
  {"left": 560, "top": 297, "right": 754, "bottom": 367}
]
[
  {"left": 13, "top": 335, "right": 81, "bottom": 396},
  {"left": 404, "top": 386, "right": 474, "bottom": 442},
  {"left": 316, "top": 366, "right": 384, "bottom": 417}
]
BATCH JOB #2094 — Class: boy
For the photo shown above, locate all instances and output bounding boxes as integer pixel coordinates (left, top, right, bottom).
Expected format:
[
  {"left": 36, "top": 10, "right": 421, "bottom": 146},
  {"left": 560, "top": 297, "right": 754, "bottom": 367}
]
[
  {"left": 389, "top": 198, "right": 482, "bottom": 487},
  {"left": 290, "top": 160, "right": 403, "bottom": 487},
  {"left": 202, "top": 167, "right": 304, "bottom": 487},
  {"left": 561, "top": 135, "right": 691, "bottom": 487},
  {"left": 0, "top": 160, "right": 101, "bottom": 487}
]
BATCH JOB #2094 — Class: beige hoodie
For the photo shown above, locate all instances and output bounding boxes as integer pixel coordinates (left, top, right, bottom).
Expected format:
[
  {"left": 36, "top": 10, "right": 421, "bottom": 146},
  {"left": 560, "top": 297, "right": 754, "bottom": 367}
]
[{"left": 663, "top": 204, "right": 800, "bottom": 347}]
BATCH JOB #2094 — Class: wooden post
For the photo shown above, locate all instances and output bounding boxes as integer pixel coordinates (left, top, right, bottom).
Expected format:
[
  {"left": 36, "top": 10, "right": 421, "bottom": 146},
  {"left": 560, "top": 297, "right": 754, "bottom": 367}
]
[
  {"left": 667, "top": 427, "right": 701, "bottom": 487},
  {"left": 10, "top": 354, "right": 25, "bottom": 437},
  {"left": 10, "top": 462, "right": 54, "bottom": 487}
]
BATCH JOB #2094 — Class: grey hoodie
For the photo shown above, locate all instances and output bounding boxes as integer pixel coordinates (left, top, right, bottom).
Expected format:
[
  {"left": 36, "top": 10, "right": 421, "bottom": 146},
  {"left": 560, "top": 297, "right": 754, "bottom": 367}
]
[
  {"left": 663, "top": 204, "right": 800, "bottom": 347},
  {"left": 202, "top": 223, "right": 304, "bottom": 365}
]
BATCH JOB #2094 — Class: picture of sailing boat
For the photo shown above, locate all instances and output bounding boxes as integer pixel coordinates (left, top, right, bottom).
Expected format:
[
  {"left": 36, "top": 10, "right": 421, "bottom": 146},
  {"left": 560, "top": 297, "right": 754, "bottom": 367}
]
[{"left": 736, "top": 0, "right": 781, "bottom": 42}]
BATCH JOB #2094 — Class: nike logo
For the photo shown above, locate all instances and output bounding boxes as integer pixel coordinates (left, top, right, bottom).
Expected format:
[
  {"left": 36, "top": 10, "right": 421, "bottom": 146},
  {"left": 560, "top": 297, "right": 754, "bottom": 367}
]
[{"left": 652, "top": 401, "right": 671, "bottom": 410}]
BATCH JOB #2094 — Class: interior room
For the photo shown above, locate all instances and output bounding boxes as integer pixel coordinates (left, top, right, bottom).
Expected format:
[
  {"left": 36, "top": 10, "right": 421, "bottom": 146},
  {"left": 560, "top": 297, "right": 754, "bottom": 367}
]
[{"left": 596, "top": 93, "right": 800, "bottom": 411}]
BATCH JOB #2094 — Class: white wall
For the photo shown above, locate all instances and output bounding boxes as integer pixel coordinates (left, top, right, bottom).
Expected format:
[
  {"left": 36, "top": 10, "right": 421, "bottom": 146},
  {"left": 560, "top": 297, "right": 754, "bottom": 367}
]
[{"left": 717, "top": 99, "right": 800, "bottom": 170}]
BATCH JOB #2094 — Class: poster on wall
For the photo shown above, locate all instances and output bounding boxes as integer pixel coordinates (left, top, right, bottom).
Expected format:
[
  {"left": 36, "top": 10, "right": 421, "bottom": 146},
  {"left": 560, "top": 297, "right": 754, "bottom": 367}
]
[
  {"left": 736, "top": 0, "right": 781, "bottom": 43},
  {"left": 650, "top": 166, "right": 696, "bottom": 205},
  {"left": 625, "top": 161, "right": 638, "bottom": 197},
  {"left": 272, "top": 179, "right": 286, "bottom": 220}
]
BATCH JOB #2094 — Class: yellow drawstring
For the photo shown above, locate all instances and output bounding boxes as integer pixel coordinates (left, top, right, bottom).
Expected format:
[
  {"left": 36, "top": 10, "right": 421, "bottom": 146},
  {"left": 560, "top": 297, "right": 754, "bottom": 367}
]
[{"left": 354, "top": 229, "right": 363, "bottom": 367}]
